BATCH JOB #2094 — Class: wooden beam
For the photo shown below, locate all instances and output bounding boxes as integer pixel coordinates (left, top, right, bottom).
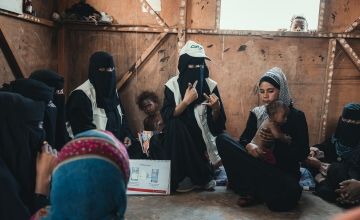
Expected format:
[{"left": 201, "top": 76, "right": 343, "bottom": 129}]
[
  {"left": 116, "top": 32, "right": 168, "bottom": 90},
  {"left": 57, "top": 26, "right": 69, "bottom": 94},
  {"left": 66, "top": 23, "right": 177, "bottom": 34},
  {"left": 63, "top": 23, "right": 360, "bottom": 38},
  {"left": 215, "top": 0, "right": 221, "bottom": 30},
  {"left": 337, "top": 38, "right": 360, "bottom": 72},
  {"left": 344, "top": 16, "right": 360, "bottom": 33},
  {"left": 141, "top": 0, "right": 169, "bottom": 28},
  {"left": 0, "top": 9, "right": 54, "bottom": 28},
  {"left": 317, "top": 0, "right": 326, "bottom": 32},
  {"left": 177, "top": 0, "right": 187, "bottom": 50},
  {"left": 0, "top": 28, "right": 24, "bottom": 79},
  {"left": 318, "top": 39, "right": 336, "bottom": 142},
  {"left": 186, "top": 29, "right": 360, "bottom": 38}
]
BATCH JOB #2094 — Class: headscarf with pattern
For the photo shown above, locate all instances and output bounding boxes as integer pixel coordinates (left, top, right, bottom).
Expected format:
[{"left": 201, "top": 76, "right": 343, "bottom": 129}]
[
  {"left": 252, "top": 67, "right": 292, "bottom": 127},
  {"left": 35, "top": 130, "right": 129, "bottom": 220}
]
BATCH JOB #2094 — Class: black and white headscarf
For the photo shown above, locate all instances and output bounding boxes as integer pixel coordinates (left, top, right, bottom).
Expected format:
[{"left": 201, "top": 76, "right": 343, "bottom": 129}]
[{"left": 252, "top": 67, "right": 292, "bottom": 127}]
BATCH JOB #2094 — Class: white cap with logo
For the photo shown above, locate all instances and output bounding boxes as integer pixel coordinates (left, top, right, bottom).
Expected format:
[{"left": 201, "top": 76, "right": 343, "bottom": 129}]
[{"left": 179, "top": 40, "right": 211, "bottom": 60}]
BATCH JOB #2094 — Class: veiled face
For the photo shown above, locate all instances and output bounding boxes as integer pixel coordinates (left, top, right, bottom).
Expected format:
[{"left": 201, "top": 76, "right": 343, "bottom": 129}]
[{"left": 259, "top": 81, "right": 280, "bottom": 104}]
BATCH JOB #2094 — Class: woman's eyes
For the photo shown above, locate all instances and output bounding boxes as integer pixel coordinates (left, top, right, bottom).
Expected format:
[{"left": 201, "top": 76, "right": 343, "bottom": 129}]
[{"left": 260, "top": 90, "right": 274, "bottom": 94}]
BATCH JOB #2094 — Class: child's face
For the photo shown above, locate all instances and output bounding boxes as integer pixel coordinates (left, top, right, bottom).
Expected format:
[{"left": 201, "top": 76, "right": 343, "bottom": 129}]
[
  {"left": 290, "top": 19, "right": 306, "bottom": 32},
  {"left": 272, "top": 107, "right": 288, "bottom": 124},
  {"left": 141, "top": 99, "right": 157, "bottom": 115}
]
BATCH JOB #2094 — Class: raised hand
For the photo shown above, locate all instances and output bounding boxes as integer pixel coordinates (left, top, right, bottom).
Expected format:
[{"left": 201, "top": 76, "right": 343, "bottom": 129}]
[
  {"left": 35, "top": 141, "right": 58, "bottom": 195},
  {"left": 183, "top": 80, "right": 198, "bottom": 105},
  {"left": 203, "top": 93, "right": 221, "bottom": 111}
]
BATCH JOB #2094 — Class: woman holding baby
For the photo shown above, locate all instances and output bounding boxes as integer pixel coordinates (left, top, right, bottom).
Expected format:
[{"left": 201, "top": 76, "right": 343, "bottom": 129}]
[{"left": 217, "top": 67, "right": 309, "bottom": 211}]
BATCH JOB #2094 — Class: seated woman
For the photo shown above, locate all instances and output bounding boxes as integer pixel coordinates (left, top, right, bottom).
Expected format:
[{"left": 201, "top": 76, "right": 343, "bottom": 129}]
[
  {"left": 0, "top": 92, "right": 57, "bottom": 219},
  {"left": 158, "top": 40, "right": 226, "bottom": 192},
  {"left": 29, "top": 69, "right": 69, "bottom": 150},
  {"left": 216, "top": 67, "right": 309, "bottom": 211},
  {"left": 32, "top": 129, "right": 130, "bottom": 220},
  {"left": 306, "top": 103, "right": 360, "bottom": 207}
]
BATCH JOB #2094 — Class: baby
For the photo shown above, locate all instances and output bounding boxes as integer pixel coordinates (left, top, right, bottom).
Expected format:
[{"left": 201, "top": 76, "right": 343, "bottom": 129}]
[
  {"left": 136, "top": 90, "right": 164, "bottom": 132},
  {"left": 250, "top": 100, "right": 292, "bottom": 164}
]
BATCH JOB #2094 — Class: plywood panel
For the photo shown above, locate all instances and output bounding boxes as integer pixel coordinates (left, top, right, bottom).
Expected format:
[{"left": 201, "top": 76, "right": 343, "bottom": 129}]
[
  {"left": 325, "top": 39, "right": 360, "bottom": 138},
  {"left": 66, "top": 30, "right": 160, "bottom": 93},
  {"left": 0, "top": 15, "right": 57, "bottom": 77},
  {"left": 187, "top": 0, "right": 217, "bottom": 29},
  {"left": 322, "top": 0, "right": 360, "bottom": 32},
  {"left": 0, "top": 48, "right": 15, "bottom": 85}
]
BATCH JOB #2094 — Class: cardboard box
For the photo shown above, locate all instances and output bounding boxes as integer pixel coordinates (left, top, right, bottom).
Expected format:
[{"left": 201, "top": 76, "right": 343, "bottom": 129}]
[{"left": 127, "top": 159, "right": 171, "bottom": 195}]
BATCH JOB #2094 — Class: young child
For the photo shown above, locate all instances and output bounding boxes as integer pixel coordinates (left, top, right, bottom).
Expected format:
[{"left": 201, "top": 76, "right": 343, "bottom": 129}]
[
  {"left": 136, "top": 90, "right": 164, "bottom": 132},
  {"left": 249, "top": 100, "right": 292, "bottom": 164},
  {"left": 290, "top": 15, "right": 308, "bottom": 32}
]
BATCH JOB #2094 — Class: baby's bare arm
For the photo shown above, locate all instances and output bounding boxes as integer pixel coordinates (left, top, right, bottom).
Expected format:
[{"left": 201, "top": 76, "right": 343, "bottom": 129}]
[{"left": 268, "top": 123, "right": 292, "bottom": 144}]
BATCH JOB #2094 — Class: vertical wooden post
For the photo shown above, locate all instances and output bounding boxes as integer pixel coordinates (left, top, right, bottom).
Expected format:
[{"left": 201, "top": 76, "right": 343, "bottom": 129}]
[
  {"left": 318, "top": 39, "right": 336, "bottom": 142},
  {"left": 317, "top": 0, "right": 326, "bottom": 32},
  {"left": 178, "top": 0, "right": 187, "bottom": 51},
  {"left": 57, "top": 26, "right": 69, "bottom": 94}
]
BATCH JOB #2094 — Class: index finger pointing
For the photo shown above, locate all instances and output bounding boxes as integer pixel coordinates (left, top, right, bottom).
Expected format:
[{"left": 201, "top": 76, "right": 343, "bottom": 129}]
[
  {"left": 203, "top": 93, "right": 210, "bottom": 100},
  {"left": 192, "top": 80, "right": 198, "bottom": 88}
]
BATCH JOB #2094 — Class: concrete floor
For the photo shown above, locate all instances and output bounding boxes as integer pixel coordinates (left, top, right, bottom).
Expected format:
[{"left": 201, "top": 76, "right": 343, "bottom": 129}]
[{"left": 126, "top": 186, "right": 344, "bottom": 220}]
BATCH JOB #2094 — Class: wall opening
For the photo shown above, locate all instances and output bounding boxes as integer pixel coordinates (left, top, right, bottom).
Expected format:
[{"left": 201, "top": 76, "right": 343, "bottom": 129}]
[{"left": 220, "top": 0, "right": 320, "bottom": 31}]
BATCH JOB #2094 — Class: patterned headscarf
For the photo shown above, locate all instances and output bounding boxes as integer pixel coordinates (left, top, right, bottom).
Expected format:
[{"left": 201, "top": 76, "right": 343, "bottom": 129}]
[
  {"left": 35, "top": 130, "right": 129, "bottom": 220},
  {"left": 252, "top": 67, "right": 292, "bottom": 127},
  {"left": 259, "top": 67, "right": 292, "bottom": 106}
]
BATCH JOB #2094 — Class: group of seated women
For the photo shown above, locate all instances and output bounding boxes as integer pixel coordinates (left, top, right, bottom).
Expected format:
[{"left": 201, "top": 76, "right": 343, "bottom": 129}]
[{"left": 0, "top": 40, "right": 359, "bottom": 220}]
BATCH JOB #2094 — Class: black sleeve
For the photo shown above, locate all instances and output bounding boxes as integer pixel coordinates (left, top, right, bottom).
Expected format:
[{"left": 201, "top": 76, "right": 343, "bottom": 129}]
[
  {"left": 66, "top": 90, "right": 96, "bottom": 135},
  {"left": 278, "top": 109, "right": 310, "bottom": 163},
  {"left": 239, "top": 111, "right": 258, "bottom": 147},
  {"left": 207, "top": 86, "right": 226, "bottom": 136},
  {"left": 118, "top": 100, "right": 135, "bottom": 141},
  {"left": 32, "top": 193, "right": 49, "bottom": 213},
  {"left": 143, "top": 117, "right": 155, "bottom": 131},
  {"left": 160, "top": 87, "right": 176, "bottom": 123},
  {"left": 0, "top": 159, "right": 30, "bottom": 219}
]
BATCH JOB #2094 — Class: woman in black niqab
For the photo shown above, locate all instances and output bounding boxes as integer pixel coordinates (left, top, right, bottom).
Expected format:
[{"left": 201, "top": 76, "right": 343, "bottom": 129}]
[
  {"left": 30, "top": 69, "right": 69, "bottom": 150},
  {"left": 177, "top": 54, "right": 210, "bottom": 106},
  {"left": 4, "top": 79, "right": 57, "bottom": 148},
  {"left": 0, "top": 92, "right": 46, "bottom": 219}
]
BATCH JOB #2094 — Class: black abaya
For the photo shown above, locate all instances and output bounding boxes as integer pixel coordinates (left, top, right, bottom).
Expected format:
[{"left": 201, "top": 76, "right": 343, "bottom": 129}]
[{"left": 158, "top": 85, "right": 226, "bottom": 190}]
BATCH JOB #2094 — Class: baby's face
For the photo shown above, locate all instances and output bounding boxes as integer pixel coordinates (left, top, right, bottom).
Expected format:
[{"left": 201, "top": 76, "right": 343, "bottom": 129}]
[
  {"left": 272, "top": 108, "right": 288, "bottom": 124},
  {"left": 290, "top": 19, "right": 306, "bottom": 32},
  {"left": 141, "top": 99, "right": 157, "bottom": 115}
]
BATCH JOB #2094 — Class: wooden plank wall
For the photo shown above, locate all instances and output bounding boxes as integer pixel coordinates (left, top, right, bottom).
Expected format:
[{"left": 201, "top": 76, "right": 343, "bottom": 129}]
[
  {"left": 1, "top": 0, "right": 359, "bottom": 146},
  {"left": 0, "top": 0, "right": 57, "bottom": 85},
  {"left": 320, "top": 0, "right": 360, "bottom": 32}
]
